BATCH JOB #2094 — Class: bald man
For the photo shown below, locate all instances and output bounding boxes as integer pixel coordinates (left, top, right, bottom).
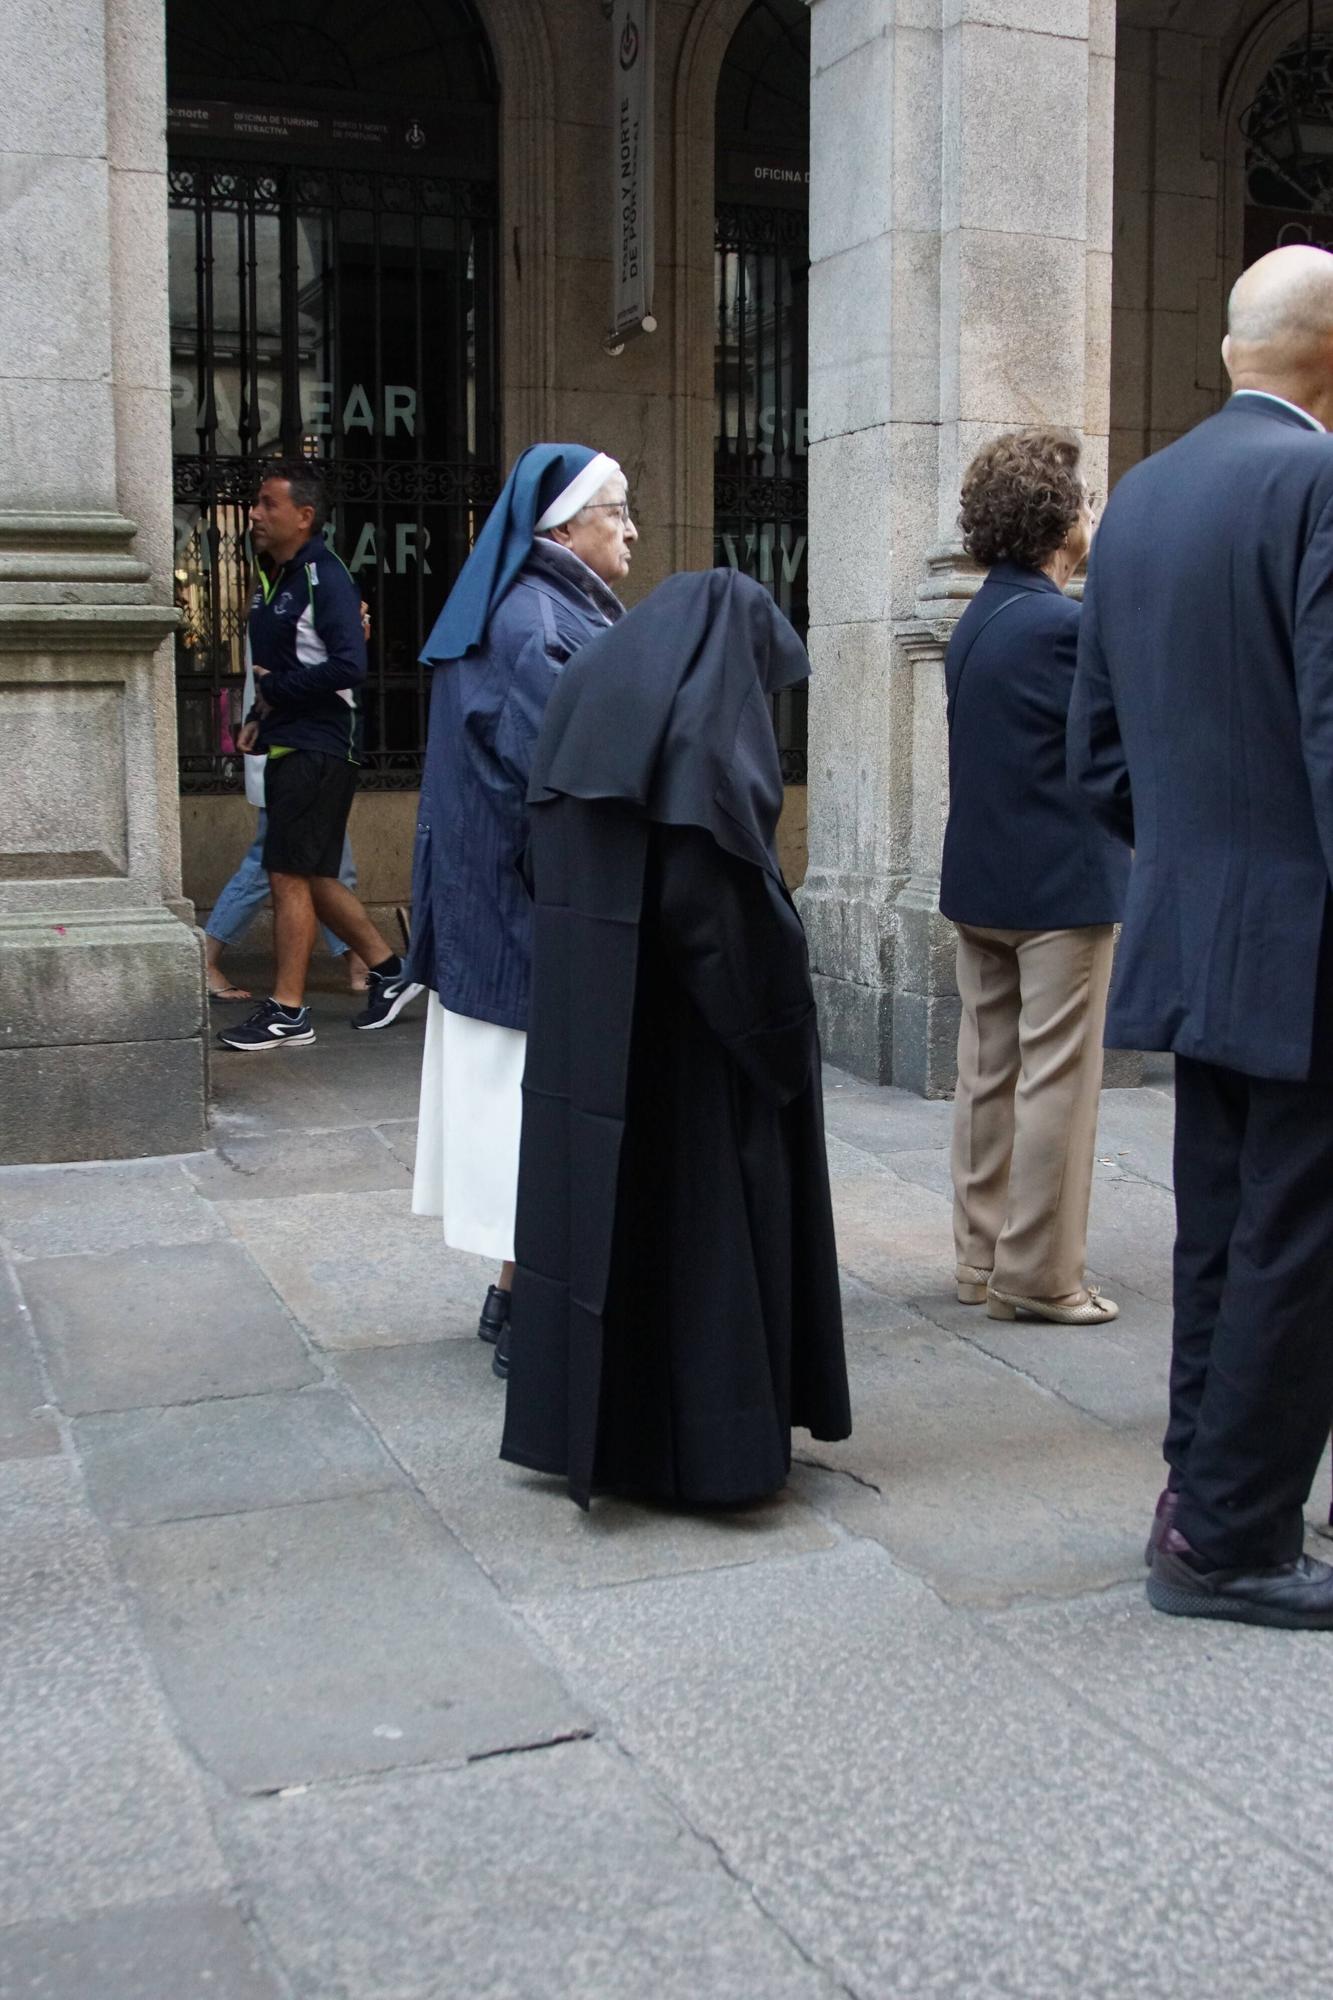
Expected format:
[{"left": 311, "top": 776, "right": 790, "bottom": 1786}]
[{"left": 1068, "top": 244, "right": 1333, "bottom": 1629}]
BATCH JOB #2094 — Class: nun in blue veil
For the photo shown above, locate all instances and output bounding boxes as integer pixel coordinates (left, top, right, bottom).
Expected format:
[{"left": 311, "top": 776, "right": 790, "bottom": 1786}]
[{"left": 407, "top": 442, "right": 637, "bottom": 1367}]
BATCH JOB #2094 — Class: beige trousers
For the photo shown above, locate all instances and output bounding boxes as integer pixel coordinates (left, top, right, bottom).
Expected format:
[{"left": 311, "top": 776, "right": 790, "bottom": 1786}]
[{"left": 951, "top": 923, "right": 1115, "bottom": 1298}]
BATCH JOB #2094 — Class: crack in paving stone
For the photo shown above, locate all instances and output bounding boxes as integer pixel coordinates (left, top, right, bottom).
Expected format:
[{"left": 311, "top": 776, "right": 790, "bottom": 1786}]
[
  {"left": 793, "top": 1454, "right": 883, "bottom": 1497},
  {"left": 465, "top": 1727, "right": 595, "bottom": 1765},
  {"left": 603, "top": 1738, "right": 863, "bottom": 1999}
]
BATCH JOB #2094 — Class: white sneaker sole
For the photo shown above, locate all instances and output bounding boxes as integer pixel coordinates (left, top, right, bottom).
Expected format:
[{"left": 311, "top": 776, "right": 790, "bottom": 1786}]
[
  {"left": 218, "top": 1029, "right": 317, "bottom": 1052},
  {"left": 351, "top": 981, "right": 424, "bottom": 1031}
]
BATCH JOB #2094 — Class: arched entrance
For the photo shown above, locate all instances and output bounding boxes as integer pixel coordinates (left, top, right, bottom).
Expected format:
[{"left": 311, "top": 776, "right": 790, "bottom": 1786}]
[
  {"left": 713, "top": 0, "right": 810, "bottom": 780},
  {"left": 1240, "top": 17, "right": 1333, "bottom": 259},
  {"left": 166, "top": 1, "right": 500, "bottom": 795}
]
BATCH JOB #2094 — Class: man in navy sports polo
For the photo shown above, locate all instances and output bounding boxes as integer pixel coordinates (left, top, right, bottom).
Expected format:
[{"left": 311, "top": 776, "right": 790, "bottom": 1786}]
[{"left": 218, "top": 460, "right": 421, "bottom": 1051}]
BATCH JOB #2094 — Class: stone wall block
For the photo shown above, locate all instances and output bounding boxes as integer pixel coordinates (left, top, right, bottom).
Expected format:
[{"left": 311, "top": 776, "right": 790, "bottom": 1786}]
[
  {"left": 0, "top": 0, "right": 106, "bottom": 157},
  {"left": 1088, "top": 0, "right": 1116, "bottom": 61},
  {"left": 1085, "top": 247, "right": 1113, "bottom": 437},
  {"left": 945, "top": 25, "right": 1089, "bottom": 241},
  {"left": 0, "top": 1037, "right": 206, "bottom": 1165},
  {"left": 1112, "top": 188, "right": 1150, "bottom": 307},
  {"left": 105, "top": 0, "right": 168, "bottom": 172},
  {"left": 808, "top": 426, "right": 894, "bottom": 627},
  {"left": 112, "top": 385, "right": 174, "bottom": 590},
  {"left": 803, "top": 620, "right": 899, "bottom": 880},
  {"left": 0, "top": 910, "right": 203, "bottom": 1050},
  {"left": 808, "top": 232, "right": 894, "bottom": 442},
  {"left": 1111, "top": 52, "right": 1153, "bottom": 197},
  {"left": 1151, "top": 72, "right": 1217, "bottom": 201},
  {"left": 0, "top": 155, "right": 113, "bottom": 384},
  {"left": 108, "top": 169, "right": 172, "bottom": 396},
  {"left": 943, "top": 0, "right": 1089, "bottom": 35},
  {"left": 890, "top": 26, "right": 942, "bottom": 235},
  {"left": 810, "top": 0, "right": 894, "bottom": 79},
  {"left": 948, "top": 230, "right": 1088, "bottom": 428},
  {"left": 1087, "top": 52, "right": 1116, "bottom": 254},
  {"left": 809, "top": 29, "right": 894, "bottom": 262},
  {"left": 0, "top": 679, "right": 127, "bottom": 881},
  {"left": 890, "top": 232, "right": 943, "bottom": 426}
]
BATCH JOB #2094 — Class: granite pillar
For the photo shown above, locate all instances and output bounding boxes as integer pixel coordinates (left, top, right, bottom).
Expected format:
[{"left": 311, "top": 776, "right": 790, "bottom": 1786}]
[
  {"left": 0, "top": 0, "right": 205, "bottom": 1163},
  {"left": 801, "top": 0, "right": 1119, "bottom": 1094}
]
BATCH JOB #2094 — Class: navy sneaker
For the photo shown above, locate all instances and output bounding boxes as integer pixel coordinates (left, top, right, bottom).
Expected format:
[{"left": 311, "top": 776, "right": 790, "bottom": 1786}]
[
  {"left": 350, "top": 961, "right": 423, "bottom": 1031},
  {"left": 218, "top": 999, "right": 315, "bottom": 1052}
]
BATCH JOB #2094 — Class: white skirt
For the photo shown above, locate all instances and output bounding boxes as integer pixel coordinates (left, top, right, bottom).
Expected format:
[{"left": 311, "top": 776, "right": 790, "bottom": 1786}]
[{"left": 411, "top": 996, "right": 526, "bottom": 1263}]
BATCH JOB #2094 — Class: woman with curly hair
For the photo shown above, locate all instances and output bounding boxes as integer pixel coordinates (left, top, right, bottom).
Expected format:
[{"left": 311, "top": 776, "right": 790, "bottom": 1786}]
[{"left": 940, "top": 428, "right": 1130, "bottom": 1326}]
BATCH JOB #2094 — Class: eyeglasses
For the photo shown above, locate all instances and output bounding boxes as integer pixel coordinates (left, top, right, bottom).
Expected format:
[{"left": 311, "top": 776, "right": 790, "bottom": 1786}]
[{"left": 583, "top": 500, "right": 634, "bottom": 526}]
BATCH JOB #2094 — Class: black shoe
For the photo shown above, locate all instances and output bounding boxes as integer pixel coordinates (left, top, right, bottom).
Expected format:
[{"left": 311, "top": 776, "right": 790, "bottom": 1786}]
[
  {"left": 1145, "top": 1487, "right": 1179, "bottom": 1567},
  {"left": 218, "top": 999, "right": 315, "bottom": 1052},
  {"left": 492, "top": 1322, "right": 510, "bottom": 1380},
  {"left": 1147, "top": 1528, "right": 1333, "bottom": 1629},
  {"left": 350, "top": 962, "right": 423, "bottom": 1031},
  {"left": 478, "top": 1284, "right": 510, "bottom": 1346}
]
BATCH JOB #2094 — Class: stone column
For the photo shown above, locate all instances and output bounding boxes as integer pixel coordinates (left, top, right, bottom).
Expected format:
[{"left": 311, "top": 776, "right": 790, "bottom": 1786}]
[
  {"left": 801, "top": 0, "right": 1116, "bottom": 1093},
  {"left": 0, "top": 0, "right": 206, "bottom": 1164}
]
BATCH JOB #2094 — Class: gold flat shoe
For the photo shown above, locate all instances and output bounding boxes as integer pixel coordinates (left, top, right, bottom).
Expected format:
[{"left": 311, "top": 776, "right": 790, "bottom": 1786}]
[{"left": 986, "top": 1285, "right": 1119, "bottom": 1325}]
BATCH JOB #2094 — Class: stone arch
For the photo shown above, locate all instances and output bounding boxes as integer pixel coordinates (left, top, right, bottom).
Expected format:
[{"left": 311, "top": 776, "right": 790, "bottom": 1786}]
[
  {"left": 670, "top": 0, "right": 768, "bottom": 570},
  {"left": 472, "top": 0, "right": 558, "bottom": 458}
]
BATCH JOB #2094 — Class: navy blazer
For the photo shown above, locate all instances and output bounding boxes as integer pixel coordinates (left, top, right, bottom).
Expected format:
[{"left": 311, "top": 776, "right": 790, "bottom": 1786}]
[
  {"left": 406, "top": 543, "right": 621, "bottom": 1030},
  {"left": 1068, "top": 394, "right": 1333, "bottom": 1082},
  {"left": 939, "top": 562, "right": 1129, "bottom": 931}
]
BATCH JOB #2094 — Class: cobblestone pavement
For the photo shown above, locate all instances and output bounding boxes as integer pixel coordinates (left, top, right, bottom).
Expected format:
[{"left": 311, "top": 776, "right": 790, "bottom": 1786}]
[{"left": 2, "top": 973, "right": 1330, "bottom": 1999}]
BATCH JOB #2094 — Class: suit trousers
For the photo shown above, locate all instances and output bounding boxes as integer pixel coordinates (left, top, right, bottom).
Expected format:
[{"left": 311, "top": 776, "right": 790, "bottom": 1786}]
[
  {"left": 951, "top": 923, "right": 1115, "bottom": 1297},
  {"left": 1168, "top": 1056, "right": 1333, "bottom": 1568}
]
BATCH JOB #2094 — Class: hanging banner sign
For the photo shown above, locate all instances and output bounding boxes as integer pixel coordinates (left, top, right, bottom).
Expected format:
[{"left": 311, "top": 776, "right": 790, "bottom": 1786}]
[{"left": 608, "top": 0, "right": 656, "bottom": 349}]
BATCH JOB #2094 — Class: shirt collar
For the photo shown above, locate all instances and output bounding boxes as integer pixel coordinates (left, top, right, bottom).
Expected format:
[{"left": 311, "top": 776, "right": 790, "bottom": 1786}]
[
  {"left": 1231, "top": 389, "right": 1325, "bottom": 433},
  {"left": 526, "top": 538, "right": 625, "bottom": 624}
]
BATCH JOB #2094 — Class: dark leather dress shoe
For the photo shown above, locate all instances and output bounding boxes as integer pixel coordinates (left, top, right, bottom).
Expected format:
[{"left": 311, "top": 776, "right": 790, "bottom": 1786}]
[
  {"left": 492, "top": 1321, "right": 510, "bottom": 1382},
  {"left": 1148, "top": 1527, "right": 1333, "bottom": 1629},
  {"left": 1144, "top": 1488, "right": 1179, "bottom": 1567},
  {"left": 477, "top": 1284, "right": 510, "bottom": 1346}
]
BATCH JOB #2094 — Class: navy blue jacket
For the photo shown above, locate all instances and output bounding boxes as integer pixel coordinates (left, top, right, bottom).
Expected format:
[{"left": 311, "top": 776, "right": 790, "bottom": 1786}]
[
  {"left": 406, "top": 542, "right": 623, "bottom": 1029},
  {"left": 246, "top": 535, "right": 366, "bottom": 761},
  {"left": 1068, "top": 394, "right": 1333, "bottom": 1082},
  {"left": 939, "top": 562, "right": 1128, "bottom": 931}
]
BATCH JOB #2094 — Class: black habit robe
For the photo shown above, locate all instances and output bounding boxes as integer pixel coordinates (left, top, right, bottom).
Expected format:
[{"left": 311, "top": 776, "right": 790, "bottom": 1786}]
[{"left": 499, "top": 569, "right": 851, "bottom": 1509}]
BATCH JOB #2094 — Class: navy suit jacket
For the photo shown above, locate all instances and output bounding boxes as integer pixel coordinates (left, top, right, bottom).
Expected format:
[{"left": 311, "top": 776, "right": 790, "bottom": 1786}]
[
  {"left": 939, "top": 561, "right": 1129, "bottom": 931},
  {"left": 1068, "top": 394, "right": 1333, "bottom": 1082}
]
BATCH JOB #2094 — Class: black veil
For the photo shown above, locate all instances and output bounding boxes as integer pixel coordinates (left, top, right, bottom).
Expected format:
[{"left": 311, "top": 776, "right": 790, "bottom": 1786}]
[{"left": 527, "top": 568, "right": 809, "bottom": 881}]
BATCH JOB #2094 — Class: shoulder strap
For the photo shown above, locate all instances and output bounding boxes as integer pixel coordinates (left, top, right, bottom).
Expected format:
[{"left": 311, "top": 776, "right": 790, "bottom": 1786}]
[{"left": 947, "top": 590, "right": 1027, "bottom": 722}]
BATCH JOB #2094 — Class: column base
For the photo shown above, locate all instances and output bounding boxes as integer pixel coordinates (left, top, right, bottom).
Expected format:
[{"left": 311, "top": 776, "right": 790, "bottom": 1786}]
[{"left": 0, "top": 908, "right": 206, "bottom": 1163}]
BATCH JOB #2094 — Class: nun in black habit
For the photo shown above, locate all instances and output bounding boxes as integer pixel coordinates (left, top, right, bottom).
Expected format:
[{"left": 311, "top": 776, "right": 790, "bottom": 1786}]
[{"left": 500, "top": 569, "right": 851, "bottom": 1510}]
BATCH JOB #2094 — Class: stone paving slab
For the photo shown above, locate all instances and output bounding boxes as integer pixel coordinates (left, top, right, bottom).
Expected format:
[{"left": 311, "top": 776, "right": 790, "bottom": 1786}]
[
  {"left": 21, "top": 1241, "right": 317, "bottom": 1415},
  {"left": 218, "top": 1188, "right": 492, "bottom": 1349},
  {"left": 790, "top": 1313, "right": 1157, "bottom": 1603},
  {"left": 0, "top": 1460, "right": 227, "bottom": 1928},
  {"left": 830, "top": 1168, "right": 960, "bottom": 1303},
  {"left": 527, "top": 1540, "right": 1332, "bottom": 2000},
  {"left": 0, "top": 1159, "right": 221, "bottom": 1261},
  {"left": 337, "top": 1339, "right": 837, "bottom": 1599},
  {"left": 0, "top": 1264, "right": 58, "bottom": 1460},
  {"left": 221, "top": 1740, "right": 840, "bottom": 2000},
  {"left": 112, "top": 1489, "right": 589, "bottom": 1793},
  {"left": 985, "top": 1578, "right": 1333, "bottom": 1861},
  {"left": 0, "top": 1897, "right": 285, "bottom": 2000},
  {"left": 821, "top": 1071, "right": 953, "bottom": 1157},
  {"left": 75, "top": 1388, "right": 403, "bottom": 1526},
  {"left": 185, "top": 1126, "right": 410, "bottom": 1202},
  {"left": 928, "top": 1283, "right": 1172, "bottom": 1431},
  {"left": 375, "top": 1118, "right": 419, "bottom": 1174}
]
